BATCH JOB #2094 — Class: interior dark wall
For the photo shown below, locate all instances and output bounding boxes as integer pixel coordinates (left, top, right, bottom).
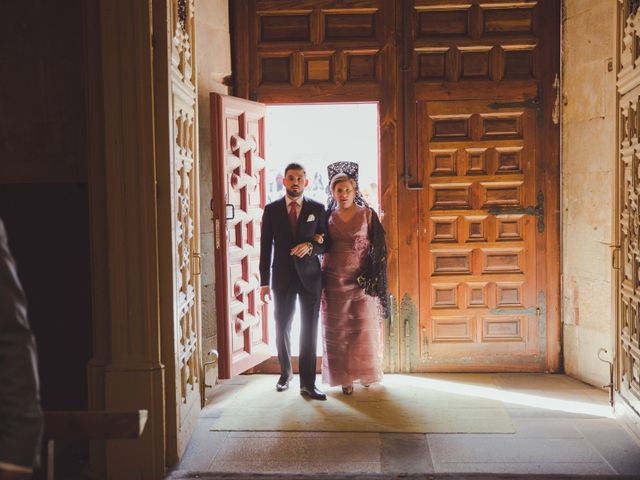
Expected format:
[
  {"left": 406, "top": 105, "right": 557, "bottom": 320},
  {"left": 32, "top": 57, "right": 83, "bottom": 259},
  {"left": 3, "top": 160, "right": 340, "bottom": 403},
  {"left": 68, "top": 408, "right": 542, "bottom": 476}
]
[
  {"left": 0, "top": 185, "right": 91, "bottom": 410},
  {"left": 0, "top": 0, "right": 91, "bottom": 410},
  {"left": 0, "top": 0, "right": 87, "bottom": 183}
]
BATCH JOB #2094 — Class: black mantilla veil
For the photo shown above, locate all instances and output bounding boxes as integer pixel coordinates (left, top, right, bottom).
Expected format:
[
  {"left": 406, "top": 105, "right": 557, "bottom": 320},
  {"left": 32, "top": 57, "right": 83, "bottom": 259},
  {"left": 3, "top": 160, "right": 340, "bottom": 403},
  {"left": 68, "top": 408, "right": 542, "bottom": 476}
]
[
  {"left": 325, "top": 161, "right": 390, "bottom": 319},
  {"left": 325, "top": 161, "right": 368, "bottom": 211}
]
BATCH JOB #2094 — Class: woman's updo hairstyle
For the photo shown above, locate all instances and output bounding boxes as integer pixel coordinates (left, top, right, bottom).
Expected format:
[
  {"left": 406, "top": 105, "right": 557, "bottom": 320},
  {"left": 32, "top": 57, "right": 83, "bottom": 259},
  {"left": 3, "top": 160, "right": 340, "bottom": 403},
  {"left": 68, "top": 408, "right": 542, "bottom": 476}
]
[{"left": 330, "top": 172, "right": 358, "bottom": 192}]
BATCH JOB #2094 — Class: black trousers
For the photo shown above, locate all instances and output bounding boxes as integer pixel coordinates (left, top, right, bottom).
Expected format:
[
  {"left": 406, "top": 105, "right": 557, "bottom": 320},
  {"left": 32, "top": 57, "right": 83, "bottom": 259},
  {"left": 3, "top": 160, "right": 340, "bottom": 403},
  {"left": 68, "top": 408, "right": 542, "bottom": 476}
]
[{"left": 273, "top": 279, "right": 320, "bottom": 389}]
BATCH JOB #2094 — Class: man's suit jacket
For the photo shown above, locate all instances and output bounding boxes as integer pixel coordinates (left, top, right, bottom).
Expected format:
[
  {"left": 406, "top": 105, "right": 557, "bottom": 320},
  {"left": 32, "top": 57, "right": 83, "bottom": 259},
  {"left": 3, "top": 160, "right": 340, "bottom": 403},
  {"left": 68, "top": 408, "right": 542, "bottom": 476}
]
[{"left": 259, "top": 197, "right": 328, "bottom": 294}]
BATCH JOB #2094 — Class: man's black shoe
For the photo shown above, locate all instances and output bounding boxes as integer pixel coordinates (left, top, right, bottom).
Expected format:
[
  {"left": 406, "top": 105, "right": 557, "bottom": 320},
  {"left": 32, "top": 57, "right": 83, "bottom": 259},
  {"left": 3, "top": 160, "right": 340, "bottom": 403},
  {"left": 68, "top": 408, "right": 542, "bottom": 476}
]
[
  {"left": 276, "top": 375, "right": 293, "bottom": 392},
  {"left": 300, "top": 386, "right": 327, "bottom": 400}
]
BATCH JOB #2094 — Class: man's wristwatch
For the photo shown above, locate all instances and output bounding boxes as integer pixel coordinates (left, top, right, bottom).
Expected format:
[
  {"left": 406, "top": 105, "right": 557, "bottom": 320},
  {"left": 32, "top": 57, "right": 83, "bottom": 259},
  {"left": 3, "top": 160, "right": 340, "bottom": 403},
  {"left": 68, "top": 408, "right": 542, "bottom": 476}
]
[{"left": 307, "top": 242, "right": 313, "bottom": 255}]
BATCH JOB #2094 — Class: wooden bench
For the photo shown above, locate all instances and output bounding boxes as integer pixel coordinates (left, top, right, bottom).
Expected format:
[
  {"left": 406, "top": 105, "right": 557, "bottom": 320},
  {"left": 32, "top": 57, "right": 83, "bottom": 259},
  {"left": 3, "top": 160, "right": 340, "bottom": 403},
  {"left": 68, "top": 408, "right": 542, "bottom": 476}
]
[{"left": 35, "top": 410, "right": 148, "bottom": 480}]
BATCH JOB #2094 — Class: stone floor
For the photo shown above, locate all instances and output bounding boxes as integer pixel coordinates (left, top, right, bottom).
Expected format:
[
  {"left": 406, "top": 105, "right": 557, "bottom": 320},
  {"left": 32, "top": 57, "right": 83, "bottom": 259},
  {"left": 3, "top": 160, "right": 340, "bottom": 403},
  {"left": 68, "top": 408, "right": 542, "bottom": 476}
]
[{"left": 166, "top": 374, "right": 640, "bottom": 479}]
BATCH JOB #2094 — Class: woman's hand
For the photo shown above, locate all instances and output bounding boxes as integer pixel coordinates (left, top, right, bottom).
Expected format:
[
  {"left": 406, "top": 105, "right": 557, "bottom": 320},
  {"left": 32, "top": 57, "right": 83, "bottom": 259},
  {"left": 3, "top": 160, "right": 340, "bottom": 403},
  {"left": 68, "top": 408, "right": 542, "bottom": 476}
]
[
  {"left": 290, "top": 242, "right": 313, "bottom": 258},
  {"left": 313, "top": 233, "right": 324, "bottom": 244}
]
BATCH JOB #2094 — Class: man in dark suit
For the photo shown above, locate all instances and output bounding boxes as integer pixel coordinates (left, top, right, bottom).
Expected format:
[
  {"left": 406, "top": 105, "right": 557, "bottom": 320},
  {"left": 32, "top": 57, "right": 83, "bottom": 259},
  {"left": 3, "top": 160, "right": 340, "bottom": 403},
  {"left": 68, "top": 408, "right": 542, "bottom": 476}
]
[
  {"left": 0, "top": 219, "right": 43, "bottom": 479},
  {"left": 259, "top": 163, "right": 328, "bottom": 400}
]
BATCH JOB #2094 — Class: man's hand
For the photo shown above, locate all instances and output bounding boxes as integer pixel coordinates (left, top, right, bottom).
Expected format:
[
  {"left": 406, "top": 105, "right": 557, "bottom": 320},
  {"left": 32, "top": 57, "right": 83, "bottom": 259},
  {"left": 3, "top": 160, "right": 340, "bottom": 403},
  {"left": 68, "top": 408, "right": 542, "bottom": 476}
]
[
  {"left": 260, "top": 286, "right": 271, "bottom": 304},
  {"left": 290, "top": 242, "right": 313, "bottom": 258},
  {"left": 313, "top": 233, "right": 324, "bottom": 244}
]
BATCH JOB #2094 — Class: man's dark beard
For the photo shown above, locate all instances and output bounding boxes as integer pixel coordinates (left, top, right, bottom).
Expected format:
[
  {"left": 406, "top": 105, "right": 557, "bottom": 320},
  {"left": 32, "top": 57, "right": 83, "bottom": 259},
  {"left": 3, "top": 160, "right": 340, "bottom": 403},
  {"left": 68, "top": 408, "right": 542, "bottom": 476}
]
[{"left": 286, "top": 188, "right": 303, "bottom": 198}]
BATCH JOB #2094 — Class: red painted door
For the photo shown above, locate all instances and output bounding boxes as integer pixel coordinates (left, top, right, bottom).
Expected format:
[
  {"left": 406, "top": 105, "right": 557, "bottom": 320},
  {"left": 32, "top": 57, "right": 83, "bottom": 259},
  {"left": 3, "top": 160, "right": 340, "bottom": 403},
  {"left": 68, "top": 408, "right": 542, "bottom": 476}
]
[{"left": 211, "top": 94, "right": 270, "bottom": 378}]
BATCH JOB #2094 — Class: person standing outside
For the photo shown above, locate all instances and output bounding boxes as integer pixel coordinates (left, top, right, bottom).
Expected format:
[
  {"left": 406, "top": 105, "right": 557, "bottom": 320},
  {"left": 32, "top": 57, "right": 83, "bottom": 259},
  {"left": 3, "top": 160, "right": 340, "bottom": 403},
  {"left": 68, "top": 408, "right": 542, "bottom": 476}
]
[
  {"left": 0, "top": 219, "right": 43, "bottom": 479},
  {"left": 259, "top": 163, "right": 329, "bottom": 400}
]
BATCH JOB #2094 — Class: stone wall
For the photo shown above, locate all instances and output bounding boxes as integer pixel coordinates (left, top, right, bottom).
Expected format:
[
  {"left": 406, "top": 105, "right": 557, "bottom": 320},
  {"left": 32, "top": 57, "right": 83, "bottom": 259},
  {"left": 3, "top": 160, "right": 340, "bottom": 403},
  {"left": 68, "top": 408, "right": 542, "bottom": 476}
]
[
  {"left": 562, "top": 0, "right": 617, "bottom": 386},
  {"left": 196, "top": 0, "right": 232, "bottom": 386}
]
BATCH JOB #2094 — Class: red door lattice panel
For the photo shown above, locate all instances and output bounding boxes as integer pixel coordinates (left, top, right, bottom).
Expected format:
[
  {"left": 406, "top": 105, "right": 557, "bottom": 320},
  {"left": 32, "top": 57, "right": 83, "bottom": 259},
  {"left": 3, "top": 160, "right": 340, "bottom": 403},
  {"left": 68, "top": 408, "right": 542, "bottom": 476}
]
[{"left": 212, "top": 95, "right": 270, "bottom": 378}]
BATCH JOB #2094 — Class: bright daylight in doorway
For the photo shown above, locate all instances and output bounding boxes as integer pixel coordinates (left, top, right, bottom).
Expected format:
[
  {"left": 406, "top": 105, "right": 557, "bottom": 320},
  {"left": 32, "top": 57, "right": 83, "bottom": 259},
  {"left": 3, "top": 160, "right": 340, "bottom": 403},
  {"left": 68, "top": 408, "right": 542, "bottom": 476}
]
[{"left": 264, "top": 103, "right": 380, "bottom": 355}]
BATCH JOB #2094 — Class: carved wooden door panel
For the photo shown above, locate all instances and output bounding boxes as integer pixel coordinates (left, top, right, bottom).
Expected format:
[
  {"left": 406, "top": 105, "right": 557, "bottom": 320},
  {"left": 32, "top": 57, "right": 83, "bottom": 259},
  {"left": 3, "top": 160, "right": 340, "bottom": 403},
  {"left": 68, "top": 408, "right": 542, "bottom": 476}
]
[
  {"left": 617, "top": 2, "right": 640, "bottom": 416},
  {"left": 403, "top": 0, "right": 560, "bottom": 371},
  {"left": 417, "top": 100, "right": 543, "bottom": 369},
  {"left": 158, "top": 0, "right": 203, "bottom": 463},
  {"left": 211, "top": 94, "right": 270, "bottom": 379}
]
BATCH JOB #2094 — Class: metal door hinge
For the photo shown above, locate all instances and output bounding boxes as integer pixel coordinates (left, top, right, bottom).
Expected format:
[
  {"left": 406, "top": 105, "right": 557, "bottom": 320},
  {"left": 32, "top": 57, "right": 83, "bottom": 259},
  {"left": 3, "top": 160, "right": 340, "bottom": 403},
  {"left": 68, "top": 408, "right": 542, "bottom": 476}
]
[
  {"left": 490, "top": 293, "right": 544, "bottom": 317},
  {"left": 489, "top": 190, "right": 545, "bottom": 233},
  {"left": 489, "top": 95, "right": 541, "bottom": 110},
  {"left": 489, "top": 86, "right": 543, "bottom": 126},
  {"left": 490, "top": 306, "right": 538, "bottom": 315}
]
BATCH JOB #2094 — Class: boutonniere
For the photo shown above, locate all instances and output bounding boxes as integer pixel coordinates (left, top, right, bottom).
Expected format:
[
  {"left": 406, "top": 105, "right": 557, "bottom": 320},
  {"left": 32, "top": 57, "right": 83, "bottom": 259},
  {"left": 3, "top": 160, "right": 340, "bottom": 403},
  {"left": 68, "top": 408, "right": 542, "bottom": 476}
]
[{"left": 307, "top": 214, "right": 315, "bottom": 222}]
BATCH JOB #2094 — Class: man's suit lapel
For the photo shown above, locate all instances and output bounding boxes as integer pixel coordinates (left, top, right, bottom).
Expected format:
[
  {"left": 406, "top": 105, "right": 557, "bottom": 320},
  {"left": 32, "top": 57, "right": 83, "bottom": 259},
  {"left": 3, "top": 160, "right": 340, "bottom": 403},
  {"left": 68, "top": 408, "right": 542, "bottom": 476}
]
[{"left": 297, "top": 199, "right": 311, "bottom": 238}]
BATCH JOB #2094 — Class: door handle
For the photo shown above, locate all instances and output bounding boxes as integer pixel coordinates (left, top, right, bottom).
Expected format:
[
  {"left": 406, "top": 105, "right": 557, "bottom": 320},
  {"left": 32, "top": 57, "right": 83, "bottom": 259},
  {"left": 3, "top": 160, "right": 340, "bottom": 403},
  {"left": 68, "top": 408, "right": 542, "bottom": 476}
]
[
  {"left": 192, "top": 252, "right": 201, "bottom": 276},
  {"left": 488, "top": 190, "right": 544, "bottom": 233},
  {"left": 225, "top": 204, "right": 235, "bottom": 220},
  {"left": 611, "top": 245, "right": 621, "bottom": 270},
  {"left": 404, "top": 317, "right": 411, "bottom": 338}
]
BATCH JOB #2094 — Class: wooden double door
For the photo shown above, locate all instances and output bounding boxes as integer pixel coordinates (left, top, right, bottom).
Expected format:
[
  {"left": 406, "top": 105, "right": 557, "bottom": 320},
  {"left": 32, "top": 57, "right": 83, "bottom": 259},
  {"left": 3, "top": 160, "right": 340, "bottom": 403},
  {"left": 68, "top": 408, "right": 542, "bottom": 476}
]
[{"left": 217, "top": 0, "right": 560, "bottom": 376}]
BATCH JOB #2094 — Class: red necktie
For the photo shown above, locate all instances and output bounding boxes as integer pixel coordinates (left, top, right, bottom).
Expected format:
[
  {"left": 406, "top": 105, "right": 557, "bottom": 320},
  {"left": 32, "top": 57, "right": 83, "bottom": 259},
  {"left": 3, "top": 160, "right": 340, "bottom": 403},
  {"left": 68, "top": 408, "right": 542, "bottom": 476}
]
[{"left": 289, "top": 200, "right": 298, "bottom": 232}]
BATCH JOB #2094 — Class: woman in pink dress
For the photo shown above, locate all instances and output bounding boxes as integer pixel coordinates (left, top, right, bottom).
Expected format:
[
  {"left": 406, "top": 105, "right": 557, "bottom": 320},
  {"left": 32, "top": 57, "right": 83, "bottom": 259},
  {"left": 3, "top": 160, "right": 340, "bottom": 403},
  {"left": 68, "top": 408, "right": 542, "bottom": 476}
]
[{"left": 318, "top": 162, "right": 389, "bottom": 395}]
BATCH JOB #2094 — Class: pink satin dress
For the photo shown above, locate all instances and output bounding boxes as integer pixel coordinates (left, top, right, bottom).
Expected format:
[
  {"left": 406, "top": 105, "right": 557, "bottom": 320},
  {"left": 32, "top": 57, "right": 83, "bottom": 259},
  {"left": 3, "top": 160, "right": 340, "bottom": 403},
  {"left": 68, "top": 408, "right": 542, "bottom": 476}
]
[{"left": 321, "top": 207, "right": 383, "bottom": 387}]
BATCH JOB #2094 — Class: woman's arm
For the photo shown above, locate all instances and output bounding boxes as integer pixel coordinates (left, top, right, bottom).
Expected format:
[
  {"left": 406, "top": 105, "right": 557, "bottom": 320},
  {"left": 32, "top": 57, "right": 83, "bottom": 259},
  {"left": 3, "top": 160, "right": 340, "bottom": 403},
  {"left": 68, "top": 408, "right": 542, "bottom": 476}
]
[{"left": 310, "top": 206, "right": 330, "bottom": 255}]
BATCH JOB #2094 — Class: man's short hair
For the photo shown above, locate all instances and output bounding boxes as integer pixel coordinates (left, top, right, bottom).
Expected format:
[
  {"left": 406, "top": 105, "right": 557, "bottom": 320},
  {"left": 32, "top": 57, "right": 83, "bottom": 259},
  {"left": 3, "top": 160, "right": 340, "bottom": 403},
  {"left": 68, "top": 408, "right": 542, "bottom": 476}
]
[{"left": 284, "top": 162, "right": 306, "bottom": 176}]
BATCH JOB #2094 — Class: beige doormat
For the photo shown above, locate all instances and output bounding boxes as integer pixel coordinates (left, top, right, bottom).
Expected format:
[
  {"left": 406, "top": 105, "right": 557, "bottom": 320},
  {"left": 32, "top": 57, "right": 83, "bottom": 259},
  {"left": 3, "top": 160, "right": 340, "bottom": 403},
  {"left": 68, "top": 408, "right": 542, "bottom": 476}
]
[{"left": 209, "top": 374, "right": 514, "bottom": 434}]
